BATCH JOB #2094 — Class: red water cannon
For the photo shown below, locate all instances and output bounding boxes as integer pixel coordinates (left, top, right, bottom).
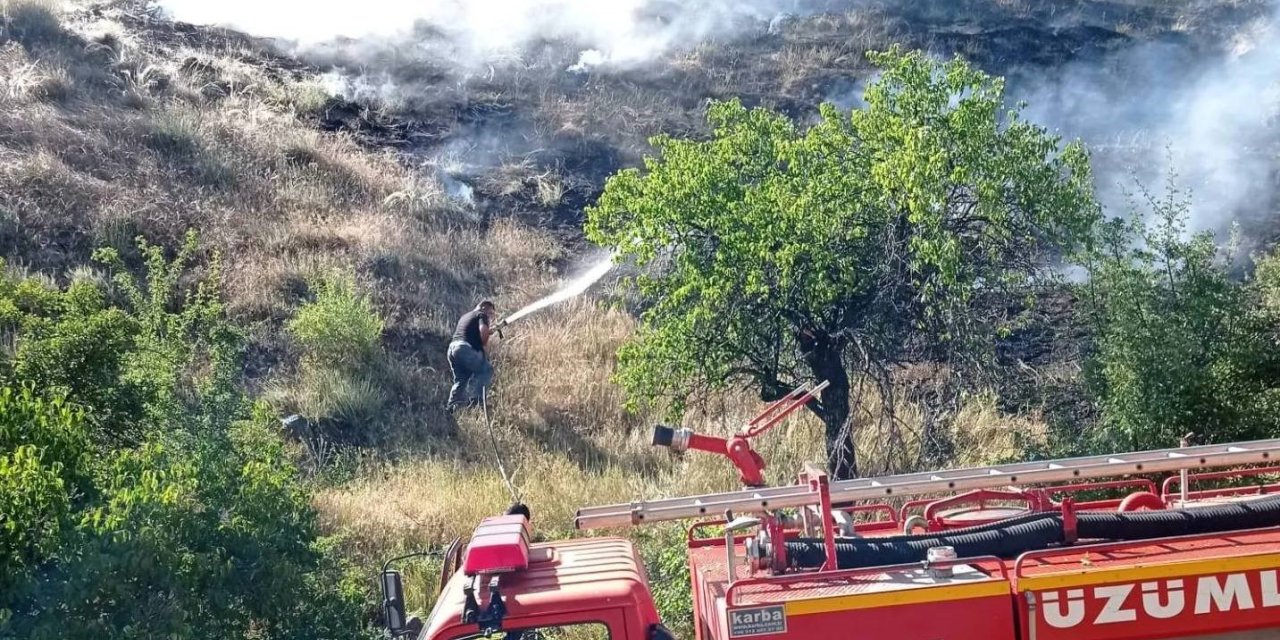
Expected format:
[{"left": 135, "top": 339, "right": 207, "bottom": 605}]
[{"left": 651, "top": 381, "right": 830, "bottom": 488}]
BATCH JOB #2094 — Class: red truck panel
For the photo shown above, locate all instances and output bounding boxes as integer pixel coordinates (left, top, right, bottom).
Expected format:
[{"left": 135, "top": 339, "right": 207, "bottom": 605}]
[
  {"left": 1015, "top": 529, "right": 1280, "bottom": 640},
  {"left": 462, "top": 515, "right": 531, "bottom": 575},
  {"left": 689, "top": 544, "right": 1017, "bottom": 640}
]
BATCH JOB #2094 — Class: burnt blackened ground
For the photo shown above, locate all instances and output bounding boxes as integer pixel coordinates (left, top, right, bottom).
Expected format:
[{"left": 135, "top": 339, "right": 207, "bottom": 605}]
[{"left": 289, "top": 0, "right": 1274, "bottom": 242}]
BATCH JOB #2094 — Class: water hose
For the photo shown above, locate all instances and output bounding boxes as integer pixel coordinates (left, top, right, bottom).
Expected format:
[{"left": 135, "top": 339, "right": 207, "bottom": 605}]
[{"left": 784, "top": 494, "right": 1280, "bottom": 570}]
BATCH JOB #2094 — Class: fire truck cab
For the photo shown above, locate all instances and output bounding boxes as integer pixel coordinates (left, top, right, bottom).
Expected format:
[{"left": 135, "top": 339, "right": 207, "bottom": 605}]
[{"left": 389, "top": 515, "right": 670, "bottom": 640}]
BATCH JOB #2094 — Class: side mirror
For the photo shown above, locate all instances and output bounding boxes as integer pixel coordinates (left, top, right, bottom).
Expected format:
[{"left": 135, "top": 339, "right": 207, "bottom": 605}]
[
  {"left": 649, "top": 623, "right": 677, "bottom": 640},
  {"left": 382, "top": 569, "right": 409, "bottom": 636}
]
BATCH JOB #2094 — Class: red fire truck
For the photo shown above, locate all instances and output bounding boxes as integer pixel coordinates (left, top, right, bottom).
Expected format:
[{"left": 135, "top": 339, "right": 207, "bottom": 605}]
[{"left": 383, "top": 383, "right": 1280, "bottom": 640}]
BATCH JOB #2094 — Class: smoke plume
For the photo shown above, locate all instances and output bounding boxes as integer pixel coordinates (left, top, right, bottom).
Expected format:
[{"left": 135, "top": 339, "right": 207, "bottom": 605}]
[
  {"left": 157, "top": 0, "right": 829, "bottom": 70},
  {"left": 160, "top": 0, "right": 1280, "bottom": 238},
  {"left": 1010, "top": 13, "right": 1280, "bottom": 234}
]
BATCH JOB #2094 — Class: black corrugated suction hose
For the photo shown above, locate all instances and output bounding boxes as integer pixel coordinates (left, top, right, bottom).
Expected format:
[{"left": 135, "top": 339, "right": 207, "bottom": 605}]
[
  {"left": 785, "top": 512, "right": 1065, "bottom": 570},
  {"left": 1076, "top": 495, "right": 1280, "bottom": 540},
  {"left": 784, "top": 494, "right": 1280, "bottom": 570}
]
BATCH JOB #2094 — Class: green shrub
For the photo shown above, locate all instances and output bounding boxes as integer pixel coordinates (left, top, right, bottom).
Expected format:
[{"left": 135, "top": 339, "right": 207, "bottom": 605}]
[
  {"left": 282, "top": 272, "right": 388, "bottom": 444},
  {"left": 12, "top": 297, "right": 144, "bottom": 443},
  {"left": 4, "top": 417, "right": 373, "bottom": 640},
  {"left": 0, "top": 445, "right": 71, "bottom": 591},
  {"left": 7, "top": 233, "right": 243, "bottom": 442},
  {"left": 288, "top": 271, "right": 384, "bottom": 370},
  {"left": 1082, "top": 188, "right": 1280, "bottom": 450},
  {"left": 0, "top": 235, "right": 375, "bottom": 639}
]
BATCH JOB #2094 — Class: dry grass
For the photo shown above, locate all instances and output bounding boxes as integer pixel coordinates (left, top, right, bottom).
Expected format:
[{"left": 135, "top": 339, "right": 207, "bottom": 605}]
[
  {"left": 317, "top": 298, "right": 1046, "bottom": 568},
  {"left": 313, "top": 355, "right": 1043, "bottom": 618}
]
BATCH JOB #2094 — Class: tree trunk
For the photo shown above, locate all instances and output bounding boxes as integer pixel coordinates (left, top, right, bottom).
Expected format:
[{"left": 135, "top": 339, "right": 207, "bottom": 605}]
[{"left": 805, "top": 344, "right": 857, "bottom": 479}]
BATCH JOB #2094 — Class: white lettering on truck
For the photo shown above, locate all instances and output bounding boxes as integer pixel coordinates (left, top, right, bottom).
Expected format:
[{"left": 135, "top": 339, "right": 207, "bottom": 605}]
[{"left": 1041, "top": 570, "right": 1280, "bottom": 629}]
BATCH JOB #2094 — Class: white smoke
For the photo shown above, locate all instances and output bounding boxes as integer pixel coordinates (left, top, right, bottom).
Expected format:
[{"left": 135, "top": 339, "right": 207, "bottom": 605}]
[
  {"left": 157, "top": 0, "right": 816, "bottom": 70},
  {"left": 160, "top": 0, "right": 1280, "bottom": 235},
  {"left": 1014, "top": 13, "right": 1280, "bottom": 232}
]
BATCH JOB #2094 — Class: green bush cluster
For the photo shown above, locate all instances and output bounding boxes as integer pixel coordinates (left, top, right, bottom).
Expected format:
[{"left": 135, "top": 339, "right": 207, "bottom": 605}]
[
  {"left": 0, "top": 235, "right": 374, "bottom": 639},
  {"left": 1080, "top": 187, "right": 1280, "bottom": 451},
  {"left": 288, "top": 272, "right": 384, "bottom": 370},
  {"left": 281, "top": 271, "right": 388, "bottom": 444}
]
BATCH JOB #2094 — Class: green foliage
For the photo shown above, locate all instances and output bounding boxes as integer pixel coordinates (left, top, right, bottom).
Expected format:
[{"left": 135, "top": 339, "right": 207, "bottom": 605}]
[
  {"left": 1082, "top": 187, "right": 1280, "bottom": 451},
  {"left": 12, "top": 289, "right": 144, "bottom": 443},
  {"left": 28, "top": 422, "right": 371, "bottom": 640},
  {"left": 288, "top": 271, "right": 384, "bottom": 370},
  {"left": 1256, "top": 250, "right": 1280, "bottom": 318},
  {"left": 635, "top": 525, "right": 694, "bottom": 638},
  {"left": 280, "top": 270, "right": 388, "bottom": 444},
  {"left": 0, "top": 445, "right": 70, "bottom": 589},
  {"left": 586, "top": 47, "right": 1099, "bottom": 474},
  {"left": 0, "top": 235, "right": 374, "bottom": 639},
  {"left": 8, "top": 233, "right": 243, "bottom": 442},
  {"left": 94, "top": 231, "right": 245, "bottom": 434}
]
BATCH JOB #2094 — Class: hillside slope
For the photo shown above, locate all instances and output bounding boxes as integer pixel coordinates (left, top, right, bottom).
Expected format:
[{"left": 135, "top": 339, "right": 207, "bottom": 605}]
[{"left": 2, "top": 0, "right": 574, "bottom": 448}]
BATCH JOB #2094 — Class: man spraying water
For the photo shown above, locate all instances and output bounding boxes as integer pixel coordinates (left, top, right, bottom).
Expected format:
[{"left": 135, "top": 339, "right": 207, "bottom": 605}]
[
  {"left": 444, "top": 252, "right": 618, "bottom": 413},
  {"left": 446, "top": 299, "right": 499, "bottom": 413}
]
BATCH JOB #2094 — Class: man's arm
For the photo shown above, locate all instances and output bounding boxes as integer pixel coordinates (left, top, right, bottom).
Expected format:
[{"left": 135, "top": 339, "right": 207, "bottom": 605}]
[{"left": 479, "top": 318, "right": 492, "bottom": 347}]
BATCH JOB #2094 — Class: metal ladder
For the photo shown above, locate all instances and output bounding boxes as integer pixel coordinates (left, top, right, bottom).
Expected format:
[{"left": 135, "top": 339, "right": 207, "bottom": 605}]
[{"left": 574, "top": 437, "right": 1280, "bottom": 530}]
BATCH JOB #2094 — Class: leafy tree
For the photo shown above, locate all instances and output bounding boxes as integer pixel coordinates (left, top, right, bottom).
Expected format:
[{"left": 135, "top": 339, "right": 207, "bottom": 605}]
[
  {"left": 1082, "top": 186, "right": 1280, "bottom": 451},
  {"left": 586, "top": 48, "right": 1099, "bottom": 477}
]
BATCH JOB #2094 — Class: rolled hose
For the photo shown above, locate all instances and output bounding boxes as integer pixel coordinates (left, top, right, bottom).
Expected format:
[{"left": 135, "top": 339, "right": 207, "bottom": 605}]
[
  {"left": 785, "top": 494, "right": 1280, "bottom": 570},
  {"left": 785, "top": 512, "right": 1065, "bottom": 570}
]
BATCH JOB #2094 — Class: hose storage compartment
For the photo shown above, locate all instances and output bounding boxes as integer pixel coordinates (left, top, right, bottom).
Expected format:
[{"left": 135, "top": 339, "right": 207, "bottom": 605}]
[{"left": 785, "top": 494, "right": 1280, "bottom": 570}]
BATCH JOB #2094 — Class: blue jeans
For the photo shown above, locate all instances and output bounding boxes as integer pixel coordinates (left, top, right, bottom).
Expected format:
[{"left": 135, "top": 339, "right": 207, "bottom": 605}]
[{"left": 447, "top": 341, "right": 492, "bottom": 407}]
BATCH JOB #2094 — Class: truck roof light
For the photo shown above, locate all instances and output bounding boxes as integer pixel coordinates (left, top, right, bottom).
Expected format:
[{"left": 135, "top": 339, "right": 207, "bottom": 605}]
[{"left": 463, "top": 515, "right": 531, "bottom": 576}]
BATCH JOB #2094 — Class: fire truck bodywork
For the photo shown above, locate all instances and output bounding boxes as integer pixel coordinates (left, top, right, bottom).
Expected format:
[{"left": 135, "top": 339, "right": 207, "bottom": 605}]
[
  {"left": 385, "top": 387, "right": 1280, "bottom": 640},
  {"left": 410, "top": 500, "right": 1280, "bottom": 640},
  {"left": 420, "top": 526, "right": 663, "bottom": 640},
  {"left": 689, "top": 544, "right": 1016, "bottom": 640}
]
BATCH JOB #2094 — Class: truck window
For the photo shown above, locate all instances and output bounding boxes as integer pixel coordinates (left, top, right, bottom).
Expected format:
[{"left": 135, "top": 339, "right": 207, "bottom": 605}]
[{"left": 451, "top": 622, "right": 610, "bottom": 640}]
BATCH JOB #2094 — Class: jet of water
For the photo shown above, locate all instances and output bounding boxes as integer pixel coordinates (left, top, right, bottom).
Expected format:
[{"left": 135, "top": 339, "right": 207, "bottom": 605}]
[{"left": 501, "top": 252, "right": 617, "bottom": 326}]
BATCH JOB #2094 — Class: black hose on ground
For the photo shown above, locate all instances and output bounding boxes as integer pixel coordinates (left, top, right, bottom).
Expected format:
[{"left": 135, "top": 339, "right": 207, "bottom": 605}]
[{"left": 784, "top": 494, "right": 1280, "bottom": 570}]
